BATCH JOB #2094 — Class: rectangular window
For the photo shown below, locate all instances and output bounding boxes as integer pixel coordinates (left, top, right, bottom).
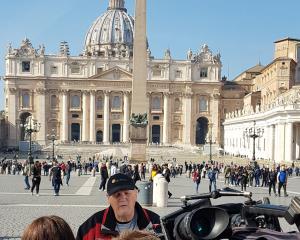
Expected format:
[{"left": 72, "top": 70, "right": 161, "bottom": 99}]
[
  {"left": 200, "top": 68, "right": 208, "bottom": 78},
  {"left": 97, "top": 114, "right": 103, "bottom": 119},
  {"left": 51, "top": 66, "right": 58, "bottom": 74},
  {"left": 153, "top": 116, "right": 160, "bottom": 120},
  {"left": 199, "top": 97, "right": 208, "bottom": 112},
  {"left": 71, "top": 66, "right": 80, "bottom": 74},
  {"left": 72, "top": 114, "right": 79, "bottom": 118},
  {"left": 22, "top": 61, "right": 31, "bottom": 72},
  {"left": 153, "top": 69, "right": 162, "bottom": 77},
  {"left": 97, "top": 68, "right": 103, "bottom": 74},
  {"left": 175, "top": 70, "right": 182, "bottom": 78}
]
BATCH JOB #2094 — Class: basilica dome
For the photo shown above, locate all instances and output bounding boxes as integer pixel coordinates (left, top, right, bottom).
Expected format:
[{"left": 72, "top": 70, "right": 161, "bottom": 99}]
[{"left": 84, "top": 0, "right": 134, "bottom": 57}]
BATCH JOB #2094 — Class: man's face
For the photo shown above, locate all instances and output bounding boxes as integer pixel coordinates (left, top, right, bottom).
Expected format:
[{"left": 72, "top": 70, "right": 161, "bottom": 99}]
[{"left": 108, "top": 189, "right": 137, "bottom": 222}]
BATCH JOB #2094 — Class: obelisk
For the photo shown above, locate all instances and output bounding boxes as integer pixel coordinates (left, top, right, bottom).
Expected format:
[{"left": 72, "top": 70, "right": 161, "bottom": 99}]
[{"left": 129, "top": 0, "right": 148, "bottom": 163}]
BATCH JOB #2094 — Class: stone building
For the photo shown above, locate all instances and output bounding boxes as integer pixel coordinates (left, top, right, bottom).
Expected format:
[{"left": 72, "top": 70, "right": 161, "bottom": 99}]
[
  {"left": 0, "top": 111, "right": 7, "bottom": 149},
  {"left": 223, "top": 38, "right": 300, "bottom": 163},
  {"left": 3, "top": 0, "right": 225, "bottom": 149}
]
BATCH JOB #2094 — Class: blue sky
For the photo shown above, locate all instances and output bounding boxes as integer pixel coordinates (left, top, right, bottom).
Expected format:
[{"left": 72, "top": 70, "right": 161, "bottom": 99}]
[{"left": 0, "top": 0, "right": 299, "bottom": 110}]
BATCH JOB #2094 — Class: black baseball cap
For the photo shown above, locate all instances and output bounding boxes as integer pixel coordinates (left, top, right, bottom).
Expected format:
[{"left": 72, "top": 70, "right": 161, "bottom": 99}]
[{"left": 107, "top": 173, "right": 137, "bottom": 196}]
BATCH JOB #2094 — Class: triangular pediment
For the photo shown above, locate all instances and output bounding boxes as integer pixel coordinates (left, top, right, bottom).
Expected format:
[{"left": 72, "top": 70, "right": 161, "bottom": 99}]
[{"left": 90, "top": 66, "right": 132, "bottom": 80}]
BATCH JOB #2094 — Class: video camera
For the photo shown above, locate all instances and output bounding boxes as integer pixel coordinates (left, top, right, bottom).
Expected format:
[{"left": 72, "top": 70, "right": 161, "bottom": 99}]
[{"left": 160, "top": 187, "right": 300, "bottom": 240}]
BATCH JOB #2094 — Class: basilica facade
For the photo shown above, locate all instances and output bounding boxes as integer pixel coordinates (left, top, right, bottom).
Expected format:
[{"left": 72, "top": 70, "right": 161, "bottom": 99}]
[{"left": 3, "top": 0, "right": 229, "bottom": 149}]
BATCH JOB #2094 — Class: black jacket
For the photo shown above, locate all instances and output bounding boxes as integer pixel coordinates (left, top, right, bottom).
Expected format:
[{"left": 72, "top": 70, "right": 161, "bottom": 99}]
[{"left": 76, "top": 202, "right": 161, "bottom": 240}]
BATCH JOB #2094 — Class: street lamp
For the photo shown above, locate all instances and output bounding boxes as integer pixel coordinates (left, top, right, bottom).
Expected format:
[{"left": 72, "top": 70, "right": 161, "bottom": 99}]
[
  {"left": 20, "top": 116, "right": 41, "bottom": 174},
  {"left": 47, "top": 129, "right": 57, "bottom": 162},
  {"left": 206, "top": 123, "right": 215, "bottom": 164},
  {"left": 243, "top": 120, "right": 264, "bottom": 162}
]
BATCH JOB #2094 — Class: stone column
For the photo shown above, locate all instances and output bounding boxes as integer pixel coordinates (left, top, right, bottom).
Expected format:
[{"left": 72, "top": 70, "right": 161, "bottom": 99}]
[
  {"left": 285, "top": 122, "right": 293, "bottom": 162},
  {"left": 268, "top": 125, "right": 275, "bottom": 161},
  {"left": 123, "top": 91, "right": 130, "bottom": 143},
  {"left": 146, "top": 92, "right": 151, "bottom": 144},
  {"left": 130, "top": 0, "right": 148, "bottom": 162},
  {"left": 183, "top": 93, "right": 192, "bottom": 145},
  {"left": 7, "top": 88, "right": 18, "bottom": 147},
  {"left": 163, "top": 93, "right": 170, "bottom": 145},
  {"left": 274, "top": 123, "right": 285, "bottom": 163},
  {"left": 89, "top": 91, "right": 96, "bottom": 143},
  {"left": 132, "top": 0, "right": 148, "bottom": 113},
  {"left": 103, "top": 91, "right": 110, "bottom": 144},
  {"left": 82, "top": 91, "right": 89, "bottom": 142},
  {"left": 211, "top": 92, "right": 220, "bottom": 144},
  {"left": 61, "top": 90, "right": 69, "bottom": 142},
  {"left": 36, "top": 88, "right": 46, "bottom": 145}
]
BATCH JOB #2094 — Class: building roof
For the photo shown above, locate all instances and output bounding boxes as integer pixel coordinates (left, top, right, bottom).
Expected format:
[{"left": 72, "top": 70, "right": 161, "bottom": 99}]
[
  {"left": 274, "top": 37, "right": 300, "bottom": 43},
  {"left": 232, "top": 63, "right": 264, "bottom": 82}
]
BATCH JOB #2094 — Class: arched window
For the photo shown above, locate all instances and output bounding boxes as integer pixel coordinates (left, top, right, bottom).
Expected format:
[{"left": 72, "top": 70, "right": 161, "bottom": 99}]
[
  {"left": 22, "top": 93, "right": 30, "bottom": 108},
  {"left": 51, "top": 95, "right": 57, "bottom": 109},
  {"left": 112, "top": 96, "right": 121, "bottom": 109},
  {"left": 152, "top": 96, "right": 161, "bottom": 110},
  {"left": 199, "top": 97, "right": 208, "bottom": 112},
  {"left": 174, "top": 98, "right": 181, "bottom": 111},
  {"left": 71, "top": 95, "right": 80, "bottom": 108},
  {"left": 96, "top": 97, "right": 103, "bottom": 110}
]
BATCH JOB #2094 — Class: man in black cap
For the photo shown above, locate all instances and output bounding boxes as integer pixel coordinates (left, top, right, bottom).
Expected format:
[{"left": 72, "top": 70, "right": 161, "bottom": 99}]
[{"left": 76, "top": 173, "right": 161, "bottom": 240}]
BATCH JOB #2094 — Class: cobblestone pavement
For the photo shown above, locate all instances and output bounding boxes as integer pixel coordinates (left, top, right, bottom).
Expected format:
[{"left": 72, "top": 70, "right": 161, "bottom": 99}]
[{"left": 0, "top": 172, "right": 300, "bottom": 239}]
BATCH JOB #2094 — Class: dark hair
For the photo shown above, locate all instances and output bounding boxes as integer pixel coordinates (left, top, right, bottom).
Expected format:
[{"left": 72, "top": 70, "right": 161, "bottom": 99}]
[{"left": 21, "top": 215, "right": 75, "bottom": 240}]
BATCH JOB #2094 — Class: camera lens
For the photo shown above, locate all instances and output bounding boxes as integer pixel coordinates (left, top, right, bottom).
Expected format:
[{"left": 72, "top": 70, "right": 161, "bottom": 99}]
[
  {"left": 190, "top": 215, "right": 211, "bottom": 237},
  {"left": 175, "top": 207, "right": 229, "bottom": 240}
]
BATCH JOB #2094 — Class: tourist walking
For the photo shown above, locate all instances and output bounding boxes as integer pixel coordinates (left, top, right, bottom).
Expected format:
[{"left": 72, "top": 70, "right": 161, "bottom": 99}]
[
  {"left": 241, "top": 168, "right": 248, "bottom": 191},
  {"left": 224, "top": 166, "right": 231, "bottom": 185},
  {"left": 50, "top": 161, "right": 63, "bottom": 196},
  {"left": 193, "top": 168, "right": 201, "bottom": 193},
  {"left": 99, "top": 163, "right": 109, "bottom": 191},
  {"left": 31, "top": 161, "right": 42, "bottom": 196},
  {"left": 208, "top": 166, "right": 217, "bottom": 192},
  {"left": 277, "top": 166, "right": 288, "bottom": 197},
  {"left": 254, "top": 167, "right": 261, "bottom": 187},
  {"left": 140, "top": 163, "right": 146, "bottom": 180},
  {"left": 23, "top": 161, "right": 31, "bottom": 190},
  {"left": 133, "top": 164, "right": 141, "bottom": 184},
  {"left": 65, "top": 160, "right": 72, "bottom": 186},
  {"left": 268, "top": 167, "right": 277, "bottom": 196}
]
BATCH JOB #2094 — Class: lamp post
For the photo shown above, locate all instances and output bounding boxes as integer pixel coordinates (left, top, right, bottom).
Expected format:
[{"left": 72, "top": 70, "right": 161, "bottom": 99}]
[
  {"left": 206, "top": 123, "right": 215, "bottom": 164},
  {"left": 20, "top": 116, "right": 41, "bottom": 174},
  {"left": 47, "top": 129, "right": 57, "bottom": 162},
  {"left": 243, "top": 120, "right": 264, "bottom": 162}
]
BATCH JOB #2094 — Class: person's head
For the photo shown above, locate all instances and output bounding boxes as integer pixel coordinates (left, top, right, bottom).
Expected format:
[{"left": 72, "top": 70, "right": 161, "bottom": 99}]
[
  {"left": 107, "top": 173, "right": 138, "bottom": 222},
  {"left": 21, "top": 215, "right": 75, "bottom": 240},
  {"left": 112, "top": 230, "right": 160, "bottom": 240}
]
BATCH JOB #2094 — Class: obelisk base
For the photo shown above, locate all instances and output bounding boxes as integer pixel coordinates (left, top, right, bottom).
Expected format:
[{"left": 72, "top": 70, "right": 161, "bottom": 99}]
[{"left": 130, "top": 126, "right": 147, "bottom": 163}]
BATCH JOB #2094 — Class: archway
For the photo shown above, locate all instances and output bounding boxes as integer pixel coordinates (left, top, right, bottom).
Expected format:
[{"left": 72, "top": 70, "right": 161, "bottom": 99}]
[
  {"left": 96, "top": 130, "right": 103, "bottom": 143},
  {"left": 71, "top": 123, "right": 80, "bottom": 141},
  {"left": 112, "top": 124, "right": 121, "bottom": 143},
  {"left": 19, "top": 112, "right": 31, "bottom": 141},
  {"left": 196, "top": 117, "right": 209, "bottom": 145},
  {"left": 152, "top": 125, "right": 160, "bottom": 143}
]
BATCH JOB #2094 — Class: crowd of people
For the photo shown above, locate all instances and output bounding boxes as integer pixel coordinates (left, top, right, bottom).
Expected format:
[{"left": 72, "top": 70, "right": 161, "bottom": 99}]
[{"left": 1, "top": 153, "right": 299, "bottom": 239}]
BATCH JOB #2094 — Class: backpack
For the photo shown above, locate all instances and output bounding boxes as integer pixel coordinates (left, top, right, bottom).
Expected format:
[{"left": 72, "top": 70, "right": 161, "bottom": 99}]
[{"left": 279, "top": 171, "right": 287, "bottom": 183}]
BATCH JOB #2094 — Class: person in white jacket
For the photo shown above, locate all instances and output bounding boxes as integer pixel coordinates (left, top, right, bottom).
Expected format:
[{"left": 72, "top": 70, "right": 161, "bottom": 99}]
[{"left": 110, "top": 163, "right": 117, "bottom": 176}]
